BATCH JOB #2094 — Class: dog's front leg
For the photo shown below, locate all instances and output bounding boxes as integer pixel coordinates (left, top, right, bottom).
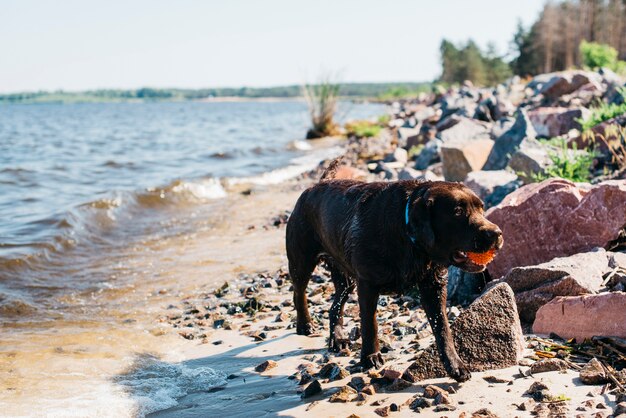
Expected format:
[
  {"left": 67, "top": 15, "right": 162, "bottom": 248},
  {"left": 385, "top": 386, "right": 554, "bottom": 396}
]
[
  {"left": 417, "top": 269, "right": 471, "bottom": 382},
  {"left": 357, "top": 280, "right": 384, "bottom": 369}
]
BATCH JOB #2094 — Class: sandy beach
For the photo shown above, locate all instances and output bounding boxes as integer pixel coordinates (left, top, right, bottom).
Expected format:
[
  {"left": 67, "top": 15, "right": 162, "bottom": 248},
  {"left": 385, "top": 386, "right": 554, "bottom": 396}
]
[{"left": 140, "top": 172, "right": 621, "bottom": 418}]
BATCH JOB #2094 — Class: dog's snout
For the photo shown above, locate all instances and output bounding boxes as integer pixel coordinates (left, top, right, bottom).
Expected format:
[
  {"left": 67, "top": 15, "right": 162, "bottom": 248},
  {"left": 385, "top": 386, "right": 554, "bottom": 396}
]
[
  {"left": 484, "top": 227, "right": 502, "bottom": 240},
  {"left": 481, "top": 226, "right": 503, "bottom": 249}
]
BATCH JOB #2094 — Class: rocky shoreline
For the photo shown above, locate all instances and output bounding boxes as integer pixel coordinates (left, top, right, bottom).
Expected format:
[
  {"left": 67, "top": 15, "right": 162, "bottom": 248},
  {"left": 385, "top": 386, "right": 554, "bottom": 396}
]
[{"left": 159, "top": 69, "right": 626, "bottom": 417}]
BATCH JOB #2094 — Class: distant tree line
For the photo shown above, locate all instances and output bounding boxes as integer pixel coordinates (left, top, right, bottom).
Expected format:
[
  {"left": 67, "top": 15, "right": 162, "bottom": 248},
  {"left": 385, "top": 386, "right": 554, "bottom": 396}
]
[
  {"left": 440, "top": 0, "right": 626, "bottom": 85},
  {"left": 0, "top": 83, "right": 430, "bottom": 104}
]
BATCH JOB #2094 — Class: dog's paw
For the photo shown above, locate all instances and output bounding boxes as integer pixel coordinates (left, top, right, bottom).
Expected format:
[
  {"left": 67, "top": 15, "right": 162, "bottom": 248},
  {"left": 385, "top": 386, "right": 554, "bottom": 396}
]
[
  {"left": 448, "top": 363, "right": 471, "bottom": 383},
  {"left": 328, "top": 326, "right": 350, "bottom": 352},
  {"left": 296, "top": 321, "right": 317, "bottom": 336},
  {"left": 360, "top": 352, "right": 385, "bottom": 370}
]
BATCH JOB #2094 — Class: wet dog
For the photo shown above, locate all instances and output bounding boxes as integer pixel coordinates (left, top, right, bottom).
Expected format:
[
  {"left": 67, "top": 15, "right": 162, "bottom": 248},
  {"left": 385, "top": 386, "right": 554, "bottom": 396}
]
[{"left": 286, "top": 161, "right": 503, "bottom": 382}]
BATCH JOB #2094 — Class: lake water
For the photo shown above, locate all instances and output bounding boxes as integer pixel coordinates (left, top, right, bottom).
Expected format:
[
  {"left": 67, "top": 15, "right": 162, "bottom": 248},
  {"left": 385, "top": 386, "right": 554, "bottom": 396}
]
[{"left": 0, "top": 100, "right": 385, "bottom": 417}]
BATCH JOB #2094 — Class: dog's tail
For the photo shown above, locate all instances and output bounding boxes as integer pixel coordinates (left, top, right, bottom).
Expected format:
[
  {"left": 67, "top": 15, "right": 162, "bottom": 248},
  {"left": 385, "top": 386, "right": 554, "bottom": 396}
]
[{"left": 319, "top": 157, "right": 343, "bottom": 182}]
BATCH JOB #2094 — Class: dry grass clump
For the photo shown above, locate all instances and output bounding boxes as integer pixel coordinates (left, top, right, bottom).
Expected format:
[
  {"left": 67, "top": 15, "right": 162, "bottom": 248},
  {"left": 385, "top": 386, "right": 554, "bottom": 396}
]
[{"left": 303, "top": 77, "right": 340, "bottom": 139}]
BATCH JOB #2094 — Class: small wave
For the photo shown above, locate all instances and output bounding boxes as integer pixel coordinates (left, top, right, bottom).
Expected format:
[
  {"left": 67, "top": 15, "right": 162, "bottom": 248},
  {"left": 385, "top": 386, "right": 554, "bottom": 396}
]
[
  {"left": 0, "top": 292, "right": 38, "bottom": 317},
  {"left": 227, "top": 145, "right": 344, "bottom": 186},
  {"left": 115, "top": 355, "right": 227, "bottom": 417},
  {"left": 287, "top": 140, "right": 313, "bottom": 151},
  {"left": 139, "top": 178, "right": 227, "bottom": 207}
]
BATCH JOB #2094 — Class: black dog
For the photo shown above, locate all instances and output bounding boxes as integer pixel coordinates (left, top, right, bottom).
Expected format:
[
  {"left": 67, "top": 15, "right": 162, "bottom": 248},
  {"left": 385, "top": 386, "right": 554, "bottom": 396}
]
[{"left": 286, "top": 161, "right": 503, "bottom": 382}]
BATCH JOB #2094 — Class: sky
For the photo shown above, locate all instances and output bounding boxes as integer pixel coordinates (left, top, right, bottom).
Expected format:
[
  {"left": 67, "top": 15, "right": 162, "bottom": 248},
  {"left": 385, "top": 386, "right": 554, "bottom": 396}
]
[{"left": 0, "top": 0, "right": 546, "bottom": 93}]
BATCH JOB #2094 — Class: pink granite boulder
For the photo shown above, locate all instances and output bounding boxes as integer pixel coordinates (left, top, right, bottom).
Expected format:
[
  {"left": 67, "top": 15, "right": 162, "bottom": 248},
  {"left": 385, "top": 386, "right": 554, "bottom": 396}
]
[
  {"left": 533, "top": 292, "right": 626, "bottom": 341},
  {"left": 528, "top": 107, "right": 590, "bottom": 138},
  {"left": 485, "top": 179, "right": 626, "bottom": 280}
]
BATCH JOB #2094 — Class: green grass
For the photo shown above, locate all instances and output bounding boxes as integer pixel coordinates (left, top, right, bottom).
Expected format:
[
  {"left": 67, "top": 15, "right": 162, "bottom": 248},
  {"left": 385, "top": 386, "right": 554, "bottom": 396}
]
[
  {"left": 345, "top": 120, "right": 382, "bottom": 138},
  {"left": 532, "top": 138, "right": 594, "bottom": 183},
  {"left": 578, "top": 88, "right": 626, "bottom": 131}
]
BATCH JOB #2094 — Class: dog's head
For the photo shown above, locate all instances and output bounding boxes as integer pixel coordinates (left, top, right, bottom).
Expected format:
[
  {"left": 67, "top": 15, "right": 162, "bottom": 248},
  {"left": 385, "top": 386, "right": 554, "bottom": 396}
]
[{"left": 408, "top": 182, "right": 503, "bottom": 273}]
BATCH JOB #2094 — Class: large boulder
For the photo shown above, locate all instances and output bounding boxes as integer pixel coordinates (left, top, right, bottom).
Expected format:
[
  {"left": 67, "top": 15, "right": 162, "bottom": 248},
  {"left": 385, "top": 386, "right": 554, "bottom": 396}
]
[
  {"left": 528, "top": 107, "right": 590, "bottom": 138},
  {"left": 485, "top": 179, "right": 626, "bottom": 280},
  {"left": 438, "top": 116, "right": 491, "bottom": 143},
  {"left": 402, "top": 283, "right": 524, "bottom": 382},
  {"left": 464, "top": 170, "right": 519, "bottom": 201},
  {"left": 529, "top": 70, "right": 603, "bottom": 99},
  {"left": 501, "top": 249, "right": 615, "bottom": 322},
  {"left": 440, "top": 138, "right": 494, "bottom": 182},
  {"left": 483, "top": 109, "right": 537, "bottom": 170},
  {"left": 413, "top": 138, "right": 442, "bottom": 170},
  {"left": 507, "top": 138, "right": 553, "bottom": 182},
  {"left": 533, "top": 292, "right": 626, "bottom": 341}
]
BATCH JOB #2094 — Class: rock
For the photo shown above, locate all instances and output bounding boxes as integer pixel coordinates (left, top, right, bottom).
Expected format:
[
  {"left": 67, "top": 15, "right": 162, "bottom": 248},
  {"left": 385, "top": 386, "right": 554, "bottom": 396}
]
[
  {"left": 440, "top": 137, "right": 494, "bottom": 181},
  {"left": 386, "top": 378, "right": 412, "bottom": 392},
  {"left": 507, "top": 138, "right": 553, "bottom": 182},
  {"left": 254, "top": 360, "right": 278, "bottom": 373},
  {"left": 485, "top": 179, "right": 626, "bottom": 280},
  {"left": 530, "top": 358, "right": 569, "bottom": 374},
  {"left": 302, "top": 379, "right": 322, "bottom": 398},
  {"left": 528, "top": 107, "right": 590, "bottom": 138},
  {"left": 483, "top": 179, "right": 521, "bottom": 209},
  {"left": 434, "top": 392, "right": 452, "bottom": 405},
  {"left": 361, "top": 384, "right": 376, "bottom": 395},
  {"left": 374, "top": 405, "right": 391, "bottom": 417},
  {"left": 318, "top": 362, "right": 350, "bottom": 381},
  {"left": 328, "top": 385, "right": 357, "bottom": 402},
  {"left": 525, "top": 381, "right": 552, "bottom": 402},
  {"left": 402, "top": 283, "right": 524, "bottom": 382},
  {"left": 517, "top": 399, "right": 536, "bottom": 411},
  {"left": 531, "top": 70, "right": 602, "bottom": 99},
  {"left": 434, "top": 404, "right": 456, "bottom": 412},
  {"left": 471, "top": 408, "right": 498, "bottom": 418},
  {"left": 484, "top": 109, "right": 536, "bottom": 170},
  {"left": 384, "top": 147, "right": 408, "bottom": 165},
  {"left": 533, "top": 292, "right": 626, "bottom": 341},
  {"left": 347, "top": 376, "right": 367, "bottom": 392},
  {"left": 615, "top": 402, "right": 626, "bottom": 416},
  {"left": 438, "top": 117, "right": 491, "bottom": 143},
  {"left": 397, "top": 167, "right": 422, "bottom": 180},
  {"left": 446, "top": 266, "right": 485, "bottom": 306},
  {"left": 381, "top": 367, "right": 403, "bottom": 381},
  {"left": 579, "top": 358, "right": 608, "bottom": 385},
  {"left": 409, "top": 396, "right": 432, "bottom": 411},
  {"left": 413, "top": 138, "right": 442, "bottom": 170},
  {"left": 423, "top": 384, "right": 449, "bottom": 399},
  {"left": 464, "top": 170, "right": 519, "bottom": 201},
  {"left": 502, "top": 249, "right": 612, "bottom": 323},
  {"left": 275, "top": 312, "right": 290, "bottom": 322},
  {"left": 440, "top": 96, "right": 478, "bottom": 120},
  {"left": 397, "top": 127, "right": 420, "bottom": 148}
]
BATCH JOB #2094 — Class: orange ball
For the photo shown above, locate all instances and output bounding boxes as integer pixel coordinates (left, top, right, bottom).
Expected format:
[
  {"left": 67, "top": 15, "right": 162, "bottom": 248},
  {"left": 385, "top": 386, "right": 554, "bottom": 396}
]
[{"left": 467, "top": 249, "right": 496, "bottom": 266}]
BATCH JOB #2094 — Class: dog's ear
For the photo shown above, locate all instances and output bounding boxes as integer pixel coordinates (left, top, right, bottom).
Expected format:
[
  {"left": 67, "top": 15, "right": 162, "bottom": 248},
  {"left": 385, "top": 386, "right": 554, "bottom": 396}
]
[{"left": 411, "top": 195, "right": 435, "bottom": 249}]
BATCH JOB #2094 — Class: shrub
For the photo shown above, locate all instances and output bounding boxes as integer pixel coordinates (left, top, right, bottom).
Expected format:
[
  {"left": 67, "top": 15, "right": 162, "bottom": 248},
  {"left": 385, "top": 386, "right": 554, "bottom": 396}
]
[
  {"left": 584, "top": 124, "right": 626, "bottom": 171},
  {"left": 302, "top": 77, "right": 340, "bottom": 139},
  {"left": 578, "top": 94, "right": 626, "bottom": 132},
  {"left": 579, "top": 41, "right": 626, "bottom": 74},
  {"left": 532, "top": 138, "right": 594, "bottom": 183},
  {"left": 345, "top": 120, "right": 382, "bottom": 138}
]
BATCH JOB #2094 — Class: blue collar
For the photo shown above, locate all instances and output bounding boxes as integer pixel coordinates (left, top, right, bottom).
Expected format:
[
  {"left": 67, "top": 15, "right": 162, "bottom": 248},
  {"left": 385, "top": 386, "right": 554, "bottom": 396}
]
[{"left": 405, "top": 199, "right": 416, "bottom": 243}]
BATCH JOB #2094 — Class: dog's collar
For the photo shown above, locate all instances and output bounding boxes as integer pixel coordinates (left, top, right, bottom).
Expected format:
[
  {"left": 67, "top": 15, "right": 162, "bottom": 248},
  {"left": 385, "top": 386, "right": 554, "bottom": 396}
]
[{"left": 405, "top": 199, "right": 416, "bottom": 244}]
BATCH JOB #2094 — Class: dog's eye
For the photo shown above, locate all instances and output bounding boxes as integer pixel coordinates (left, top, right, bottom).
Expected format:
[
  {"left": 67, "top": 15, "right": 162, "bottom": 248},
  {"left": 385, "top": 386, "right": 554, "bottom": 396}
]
[{"left": 454, "top": 206, "right": 465, "bottom": 217}]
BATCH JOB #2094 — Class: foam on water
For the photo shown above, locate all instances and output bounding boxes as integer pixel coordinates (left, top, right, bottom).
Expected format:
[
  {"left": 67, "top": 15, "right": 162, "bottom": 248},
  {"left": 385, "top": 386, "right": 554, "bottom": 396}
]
[{"left": 115, "top": 356, "right": 227, "bottom": 417}]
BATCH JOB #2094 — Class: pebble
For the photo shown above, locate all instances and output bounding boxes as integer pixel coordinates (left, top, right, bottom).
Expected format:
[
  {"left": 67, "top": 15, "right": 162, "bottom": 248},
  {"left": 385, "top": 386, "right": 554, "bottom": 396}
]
[{"left": 255, "top": 360, "right": 278, "bottom": 373}]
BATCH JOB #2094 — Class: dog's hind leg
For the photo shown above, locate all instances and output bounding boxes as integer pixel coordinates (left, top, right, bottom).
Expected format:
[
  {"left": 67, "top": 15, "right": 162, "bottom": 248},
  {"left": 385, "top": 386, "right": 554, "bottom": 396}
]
[
  {"left": 328, "top": 266, "right": 355, "bottom": 352},
  {"left": 286, "top": 219, "right": 320, "bottom": 336}
]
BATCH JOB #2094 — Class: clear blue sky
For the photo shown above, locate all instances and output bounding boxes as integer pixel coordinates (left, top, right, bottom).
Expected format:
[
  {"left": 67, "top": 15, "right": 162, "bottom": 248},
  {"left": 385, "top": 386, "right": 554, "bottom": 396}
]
[{"left": 0, "top": 0, "right": 546, "bottom": 93}]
